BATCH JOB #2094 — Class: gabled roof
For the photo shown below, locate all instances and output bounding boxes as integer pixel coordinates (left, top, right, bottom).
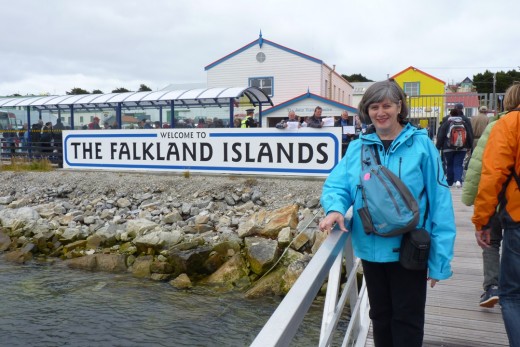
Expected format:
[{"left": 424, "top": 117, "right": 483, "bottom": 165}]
[
  {"left": 205, "top": 33, "right": 322, "bottom": 71},
  {"left": 391, "top": 66, "right": 445, "bottom": 85},
  {"left": 262, "top": 91, "right": 358, "bottom": 116},
  {"left": 461, "top": 77, "right": 473, "bottom": 84}
]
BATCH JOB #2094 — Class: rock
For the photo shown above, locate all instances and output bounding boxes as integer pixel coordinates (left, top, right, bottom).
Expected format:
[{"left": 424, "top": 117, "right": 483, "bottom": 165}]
[
  {"left": 0, "top": 196, "right": 14, "bottom": 205},
  {"left": 131, "top": 255, "right": 153, "bottom": 278},
  {"left": 169, "top": 273, "right": 192, "bottom": 289},
  {"left": 224, "top": 195, "right": 235, "bottom": 206},
  {"left": 116, "top": 197, "right": 131, "bottom": 208},
  {"left": 260, "top": 205, "right": 299, "bottom": 238},
  {"left": 244, "top": 267, "right": 286, "bottom": 298},
  {"left": 95, "top": 254, "right": 127, "bottom": 273},
  {"left": 4, "top": 249, "right": 33, "bottom": 263},
  {"left": 150, "top": 273, "right": 171, "bottom": 281},
  {"left": 277, "top": 227, "right": 292, "bottom": 246},
  {"left": 150, "top": 261, "right": 173, "bottom": 274},
  {"left": 60, "top": 228, "right": 81, "bottom": 243},
  {"left": 125, "top": 219, "right": 158, "bottom": 238},
  {"left": 201, "top": 254, "right": 249, "bottom": 288},
  {"left": 163, "top": 210, "right": 183, "bottom": 224},
  {"left": 65, "top": 254, "right": 97, "bottom": 271},
  {"left": 0, "top": 207, "right": 40, "bottom": 231},
  {"left": 134, "top": 230, "right": 183, "bottom": 253},
  {"left": 291, "top": 232, "right": 310, "bottom": 251},
  {"left": 0, "top": 231, "right": 11, "bottom": 251},
  {"left": 63, "top": 240, "right": 87, "bottom": 253},
  {"left": 281, "top": 256, "right": 310, "bottom": 294},
  {"left": 244, "top": 237, "right": 279, "bottom": 275}
]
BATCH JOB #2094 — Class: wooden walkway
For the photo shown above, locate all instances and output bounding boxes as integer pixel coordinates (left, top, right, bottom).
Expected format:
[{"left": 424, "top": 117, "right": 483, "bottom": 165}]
[{"left": 365, "top": 187, "right": 509, "bottom": 347}]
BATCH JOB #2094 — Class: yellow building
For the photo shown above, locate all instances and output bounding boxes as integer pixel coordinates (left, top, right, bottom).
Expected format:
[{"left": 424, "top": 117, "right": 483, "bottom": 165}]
[{"left": 391, "top": 66, "right": 445, "bottom": 129}]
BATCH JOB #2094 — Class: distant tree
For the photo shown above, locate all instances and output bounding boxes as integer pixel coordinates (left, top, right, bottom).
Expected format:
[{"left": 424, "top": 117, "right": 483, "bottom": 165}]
[
  {"left": 92, "top": 89, "right": 103, "bottom": 94},
  {"left": 7, "top": 93, "right": 22, "bottom": 97},
  {"left": 473, "top": 69, "right": 520, "bottom": 94},
  {"left": 138, "top": 84, "right": 152, "bottom": 92},
  {"left": 112, "top": 87, "right": 130, "bottom": 93},
  {"left": 66, "top": 87, "right": 90, "bottom": 95},
  {"left": 341, "top": 73, "right": 373, "bottom": 82}
]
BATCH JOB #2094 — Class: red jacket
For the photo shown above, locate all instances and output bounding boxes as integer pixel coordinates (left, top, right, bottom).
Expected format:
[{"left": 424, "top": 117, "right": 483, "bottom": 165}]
[{"left": 472, "top": 108, "right": 520, "bottom": 230}]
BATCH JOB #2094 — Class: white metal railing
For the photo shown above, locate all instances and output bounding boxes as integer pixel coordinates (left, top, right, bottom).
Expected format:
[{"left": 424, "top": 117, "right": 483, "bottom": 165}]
[{"left": 251, "top": 226, "right": 370, "bottom": 347}]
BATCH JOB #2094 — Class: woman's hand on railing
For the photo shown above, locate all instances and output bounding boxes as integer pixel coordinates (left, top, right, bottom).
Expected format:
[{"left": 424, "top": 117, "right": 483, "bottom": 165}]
[{"left": 319, "top": 211, "right": 348, "bottom": 234}]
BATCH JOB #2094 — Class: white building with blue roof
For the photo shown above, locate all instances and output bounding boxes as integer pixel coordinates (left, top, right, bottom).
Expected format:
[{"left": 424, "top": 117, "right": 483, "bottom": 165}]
[{"left": 205, "top": 32, "right": 357, "bottom": 127}]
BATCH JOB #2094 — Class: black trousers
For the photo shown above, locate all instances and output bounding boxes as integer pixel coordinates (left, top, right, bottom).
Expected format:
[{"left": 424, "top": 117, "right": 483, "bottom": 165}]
[{"left": 362, "top": 260, "right": 428, "bottom": 347}]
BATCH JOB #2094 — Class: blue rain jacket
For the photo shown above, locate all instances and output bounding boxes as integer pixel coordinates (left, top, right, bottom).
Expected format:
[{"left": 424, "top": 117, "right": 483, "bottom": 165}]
[{"left": 321, "top": 123, "right": 455, "bottom": 280}]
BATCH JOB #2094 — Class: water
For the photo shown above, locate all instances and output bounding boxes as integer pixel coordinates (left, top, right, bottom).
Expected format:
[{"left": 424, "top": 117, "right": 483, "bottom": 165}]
[{"left": 0, "top": 260, "right": 349, "bottom": 347}]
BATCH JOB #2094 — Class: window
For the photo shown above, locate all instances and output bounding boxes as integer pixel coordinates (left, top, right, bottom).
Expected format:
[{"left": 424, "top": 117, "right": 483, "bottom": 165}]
[
  {"left": 249, "top": 77, "right": 274, "bottom": 97},
  {"left": 404, "top": 82, "right": 420, "bottom": 96}
]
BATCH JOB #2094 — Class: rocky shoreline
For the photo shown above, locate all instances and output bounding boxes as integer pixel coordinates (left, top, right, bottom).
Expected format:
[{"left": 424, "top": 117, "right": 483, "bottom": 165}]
[{"left": 0, "top": 170, "right": 327, "bottom": 298}]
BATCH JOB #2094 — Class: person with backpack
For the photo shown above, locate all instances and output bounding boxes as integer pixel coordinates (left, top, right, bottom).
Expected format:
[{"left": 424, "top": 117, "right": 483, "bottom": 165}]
[
  {"left": 436, "top": 108, "right": 474, "bottom": 188},
  {"left": 319, "top": 79, "right": 455, "bottom": 347},
  {"left": 473, "top": 82, "right": 520, "bottom": 347}
]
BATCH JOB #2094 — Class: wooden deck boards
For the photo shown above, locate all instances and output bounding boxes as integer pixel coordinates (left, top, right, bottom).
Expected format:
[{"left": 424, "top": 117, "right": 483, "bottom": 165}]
[{"left": 364, "top": 188, "right": 508, "bottom": 347}]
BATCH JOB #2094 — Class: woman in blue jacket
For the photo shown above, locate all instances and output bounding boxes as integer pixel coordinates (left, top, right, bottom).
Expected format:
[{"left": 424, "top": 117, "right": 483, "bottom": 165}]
[{"left": 320, "top": 79, "right": 456, "bottom": 347}]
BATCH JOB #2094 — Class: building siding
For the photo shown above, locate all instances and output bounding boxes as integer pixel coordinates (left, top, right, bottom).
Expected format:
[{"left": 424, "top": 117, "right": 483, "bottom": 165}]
[
  {"left": 207, "top": 42, "right": 322, "bottom": 105},
  {"left": 321, "top": 65, "right": 353, "bottom": 105}
]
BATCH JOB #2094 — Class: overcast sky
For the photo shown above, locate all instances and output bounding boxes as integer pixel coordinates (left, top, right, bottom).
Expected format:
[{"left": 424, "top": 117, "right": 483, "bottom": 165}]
[{"left": 1, "top": 0, "right": 518, "bottom": 96}]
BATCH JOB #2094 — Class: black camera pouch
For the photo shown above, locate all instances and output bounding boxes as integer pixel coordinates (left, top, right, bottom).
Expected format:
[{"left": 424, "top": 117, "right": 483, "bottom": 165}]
[{"left": 399, "top": 228, "right": 430, "bottom": 271}]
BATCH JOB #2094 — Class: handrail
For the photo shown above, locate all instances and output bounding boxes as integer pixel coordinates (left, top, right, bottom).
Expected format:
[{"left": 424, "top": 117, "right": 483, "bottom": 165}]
[{"left": 251, "top": 226, "right": 370, "bottom": 347}]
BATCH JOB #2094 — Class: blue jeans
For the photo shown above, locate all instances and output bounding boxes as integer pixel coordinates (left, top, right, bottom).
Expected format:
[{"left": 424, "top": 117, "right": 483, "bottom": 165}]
[
  {"left": 443, "top": 150, "right": 466, "bottom": 186},
  {"left": 500, "top": 214, "right": 520, "bottom": 347}
]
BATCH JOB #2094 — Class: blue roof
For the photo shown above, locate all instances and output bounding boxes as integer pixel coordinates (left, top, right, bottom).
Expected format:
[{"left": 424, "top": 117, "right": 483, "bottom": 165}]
[
  {"left": 262, "top": 92, "right": 358, "bottom": 116},
  {"left": 205, "top": 36, "right": 323, "bottom": 71}
]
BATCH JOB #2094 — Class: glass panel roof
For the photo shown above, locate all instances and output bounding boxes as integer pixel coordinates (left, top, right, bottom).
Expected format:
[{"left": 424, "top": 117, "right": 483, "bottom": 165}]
[{"left": 0, "top": 87, "right": 272, "bottom": 110}]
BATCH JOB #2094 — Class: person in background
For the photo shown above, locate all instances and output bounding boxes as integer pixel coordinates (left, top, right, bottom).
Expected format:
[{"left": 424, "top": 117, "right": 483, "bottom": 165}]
[
  {"left": 19, "top": 123, "right": 29, "bottom": 150},
  {"left": 320, "top": 79, "right": 455, "bottom": 347},
  {"left": 462, "top": 110, "right": 507, "bottom": 308},
  {"left": 307, "top": 106, "right": 324, "bottom": 128},
  {"left": 470, "top": 105, "right": 491, "bottom": 150},
  {"left": 40, "top": 122, "right": 53, "bottom": 153},
  {"left": 30, "top": 119, "right": 44, "bottom": 154},
  {"left": 241, "top": 109, "right": 257, "bottom": 128},
  {"left": 472, "top": 82, "right": 520, "bottom": 346},
  {"left": 88, "top": 116, "right": 101, "bottom": 130},
  {"left": 2, "top": 124, "right": 18, "bottom": 155},
  {"left": 143, "top": 119, "right": 153, "bottom": 129},
  {"left": 334, "top": 110, "right": 354, "bottom": 156},
  {"left": 436, "top": 108, "right": 474, "bottom": 188},
  {"left": 276, "top": 110, "right": 300, "bottom": 129}
]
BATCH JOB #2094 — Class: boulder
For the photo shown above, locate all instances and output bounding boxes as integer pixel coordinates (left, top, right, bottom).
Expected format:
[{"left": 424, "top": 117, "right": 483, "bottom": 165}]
[
  {"left": 245, "top": 237, "right": 279, "bottom": 275},
  {"left": 125, "top": 219, "right": 158, "bottom": 238},
  {"left": 169, "top": 273, "right": 192, "bottom": 289},
  {"left": 201, "top": 254, "right": 249, "bottom": 288}
]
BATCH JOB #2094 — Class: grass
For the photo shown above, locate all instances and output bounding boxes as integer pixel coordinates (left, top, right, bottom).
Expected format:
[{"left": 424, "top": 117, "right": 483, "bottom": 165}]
[{"left": 0, "top": 157, "right": 54, "bottom": 171}]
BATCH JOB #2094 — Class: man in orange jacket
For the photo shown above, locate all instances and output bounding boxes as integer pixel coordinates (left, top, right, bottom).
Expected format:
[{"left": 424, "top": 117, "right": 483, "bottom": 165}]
[{"left": 472, "top": 82, "right": 520, "bottom": 347}]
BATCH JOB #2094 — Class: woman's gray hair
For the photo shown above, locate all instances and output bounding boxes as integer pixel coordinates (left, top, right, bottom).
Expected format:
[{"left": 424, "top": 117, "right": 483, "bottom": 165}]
[{"left": 358, "top": 79, "right": 409, "bottom": 125}]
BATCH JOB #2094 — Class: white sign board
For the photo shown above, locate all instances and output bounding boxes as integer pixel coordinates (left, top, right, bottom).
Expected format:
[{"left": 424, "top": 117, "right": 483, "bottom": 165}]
[{"left": 62, "top": 128, "right": 342, "bottom": 176}]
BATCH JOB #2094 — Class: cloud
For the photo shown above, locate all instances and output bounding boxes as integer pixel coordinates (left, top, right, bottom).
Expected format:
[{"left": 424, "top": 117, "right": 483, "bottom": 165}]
[{"left": 1, "top": 0, "right": 519, "bottom": 95}]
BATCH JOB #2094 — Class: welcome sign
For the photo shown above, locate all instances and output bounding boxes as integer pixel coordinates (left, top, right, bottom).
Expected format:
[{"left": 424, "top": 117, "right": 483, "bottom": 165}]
[{"left": 62, "top": 128, "right": 342, "bottom": 176}]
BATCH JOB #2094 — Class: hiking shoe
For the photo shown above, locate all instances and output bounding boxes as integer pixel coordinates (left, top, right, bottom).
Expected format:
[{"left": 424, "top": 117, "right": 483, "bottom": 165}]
[
  {"left": 455, "top": 181, "right": 462, "bottom": 188},
  {"left": 479, "top": 285, "right": 499, "bottom": 308}
]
